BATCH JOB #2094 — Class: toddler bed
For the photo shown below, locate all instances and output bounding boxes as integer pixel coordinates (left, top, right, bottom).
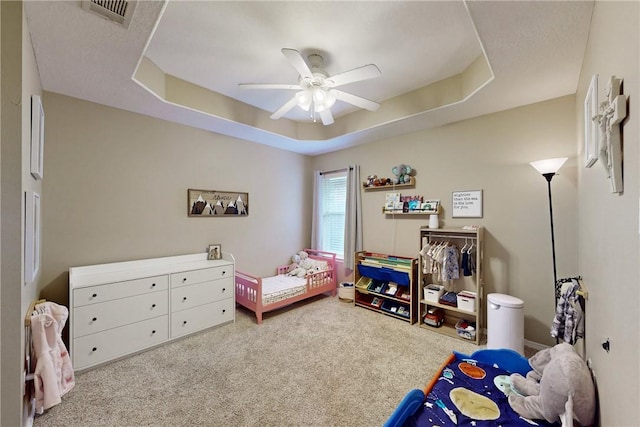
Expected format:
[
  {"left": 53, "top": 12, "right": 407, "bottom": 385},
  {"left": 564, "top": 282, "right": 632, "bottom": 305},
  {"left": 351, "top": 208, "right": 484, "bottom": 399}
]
[
  {"left": 235, "top": 249, "right": 337, "bottom": 324},
  {"left": 384, "top": 349, "right": 563, "bottom": 427}
]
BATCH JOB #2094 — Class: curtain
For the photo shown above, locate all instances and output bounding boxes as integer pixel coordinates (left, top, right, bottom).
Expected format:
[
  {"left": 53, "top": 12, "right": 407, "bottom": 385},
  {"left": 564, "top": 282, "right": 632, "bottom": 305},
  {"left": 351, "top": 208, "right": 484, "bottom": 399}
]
[
  {"left": 344, "top": 164, "right": 362, "bottom": 270},
  {"left": 311, "top": 170, "right": 323, "bottom": 250}
]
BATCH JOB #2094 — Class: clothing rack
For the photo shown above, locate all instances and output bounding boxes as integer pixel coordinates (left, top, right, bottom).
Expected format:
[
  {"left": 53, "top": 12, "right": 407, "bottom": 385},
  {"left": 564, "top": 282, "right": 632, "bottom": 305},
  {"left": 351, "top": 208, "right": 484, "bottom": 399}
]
[
  {"left": 423, "top": 233, "right": 478, "bottom": 241},
  {"left": 554, "top": 276, "right": 588, "bottom": 303}
]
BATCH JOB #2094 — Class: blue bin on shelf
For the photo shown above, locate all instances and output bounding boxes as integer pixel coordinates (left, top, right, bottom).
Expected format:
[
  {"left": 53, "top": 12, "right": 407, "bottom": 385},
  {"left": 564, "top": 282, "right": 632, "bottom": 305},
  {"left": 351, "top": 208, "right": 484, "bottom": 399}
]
[
  {"left": 357, "top": 265, "right": 410, "bottom": 286},
  {"left": 381, "top": 300, "right": 410, "bottom": 318}
]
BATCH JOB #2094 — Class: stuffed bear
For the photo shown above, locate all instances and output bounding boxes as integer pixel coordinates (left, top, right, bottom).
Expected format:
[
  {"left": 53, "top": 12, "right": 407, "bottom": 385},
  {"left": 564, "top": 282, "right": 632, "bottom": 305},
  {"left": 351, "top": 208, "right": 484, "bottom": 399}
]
[
  {"left": 286, "top": 251, "right": 310, "bottom": 277},
  {"left": 508, "top": 343, "right": 595, "bottom": 426}
]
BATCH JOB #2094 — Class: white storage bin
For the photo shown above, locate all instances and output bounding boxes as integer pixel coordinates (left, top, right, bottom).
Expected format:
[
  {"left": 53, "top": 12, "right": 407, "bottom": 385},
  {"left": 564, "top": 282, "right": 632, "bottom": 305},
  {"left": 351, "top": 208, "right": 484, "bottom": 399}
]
[
  {"left": 423, "top": 284, "right": 444, "bottom": 303},
  {"left": 456, "top": 290, "right": 477, "bottom": 312},
  {"left": 338, "top": 282, "right": 355, "bottom": 302}
]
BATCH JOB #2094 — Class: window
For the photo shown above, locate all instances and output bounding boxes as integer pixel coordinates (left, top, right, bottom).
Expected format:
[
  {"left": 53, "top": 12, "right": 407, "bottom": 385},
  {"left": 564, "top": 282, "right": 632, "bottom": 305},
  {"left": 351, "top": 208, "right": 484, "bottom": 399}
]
[{"left": 319, "top": 171, "right": 347, "bottom": 258}]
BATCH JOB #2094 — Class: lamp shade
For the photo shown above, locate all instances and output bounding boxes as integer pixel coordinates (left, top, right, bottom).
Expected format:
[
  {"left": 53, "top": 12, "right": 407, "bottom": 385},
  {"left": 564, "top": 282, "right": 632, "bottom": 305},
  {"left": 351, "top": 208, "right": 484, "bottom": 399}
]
[{"left": 529, "top": 157, "right": 568, "bottom": 175}]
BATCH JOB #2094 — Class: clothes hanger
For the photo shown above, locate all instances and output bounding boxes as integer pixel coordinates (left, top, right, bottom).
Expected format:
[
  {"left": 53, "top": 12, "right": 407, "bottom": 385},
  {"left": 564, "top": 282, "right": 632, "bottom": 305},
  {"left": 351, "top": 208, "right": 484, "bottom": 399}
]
[{"left": 461, "top": 239, "right": 469, "bottom": 253}]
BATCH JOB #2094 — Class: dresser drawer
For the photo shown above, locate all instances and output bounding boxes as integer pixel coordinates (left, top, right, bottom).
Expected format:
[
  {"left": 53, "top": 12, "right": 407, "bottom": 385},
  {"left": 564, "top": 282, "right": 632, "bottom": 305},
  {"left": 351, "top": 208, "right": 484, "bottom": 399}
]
[
  {"left": 170, "top": 298, "right": 234, "bottom": 338},
  {"left": 170, "top": 277, "right": 233, "bottom": 312},
  {"left": 72, "top": 315, "right": 168, "bottom": 370},
  {"left": 74, "top": 275, "right": 168, "bottom": 307},
  {"left": 170, "top": 266, "right": 232, "bottom": 288},
  {"left": 73, "top": 291, "right": 168, "bottom": 337}
]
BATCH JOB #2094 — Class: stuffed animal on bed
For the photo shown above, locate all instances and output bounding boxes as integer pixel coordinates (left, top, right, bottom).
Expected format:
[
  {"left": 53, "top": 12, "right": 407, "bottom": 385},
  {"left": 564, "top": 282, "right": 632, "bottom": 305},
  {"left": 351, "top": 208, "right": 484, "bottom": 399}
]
[
  {"left": 286, "top": 251, "right": 330, "bottom": 278},
  {"left": 508, "top": 343, "right": 595, "bottom": 426},
  {"left": 286, "top": 251, "right": 310, "bottom": 278}
]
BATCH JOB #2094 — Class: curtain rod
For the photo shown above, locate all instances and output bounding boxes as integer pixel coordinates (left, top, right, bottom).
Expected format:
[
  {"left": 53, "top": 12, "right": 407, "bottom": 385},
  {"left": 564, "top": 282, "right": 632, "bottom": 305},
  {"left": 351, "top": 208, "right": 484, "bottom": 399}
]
[{"left": 320, "top": 167, "right": 352, "bottom": 175}]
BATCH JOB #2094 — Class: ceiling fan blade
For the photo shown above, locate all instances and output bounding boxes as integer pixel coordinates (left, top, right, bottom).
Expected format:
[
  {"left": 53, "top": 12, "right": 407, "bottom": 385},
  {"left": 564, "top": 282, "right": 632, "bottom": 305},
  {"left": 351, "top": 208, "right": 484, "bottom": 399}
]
[
  {"left": 334, "top": 90, "right": 380, "bottom": 111},
  {"left": 239, "top": 83, "right": 301, "bottom": 90},
  {"left": 270, "top": 96, "right": 299, "bottom": 120},
  {"left": 319, "top": 109, "right": 334, "bottom": 126},
  {"left": 281, "top": 48, "right": 313, "bottom": 80},
  {"left": 327, "top": 64, "right": 381, "bottom": 87}
]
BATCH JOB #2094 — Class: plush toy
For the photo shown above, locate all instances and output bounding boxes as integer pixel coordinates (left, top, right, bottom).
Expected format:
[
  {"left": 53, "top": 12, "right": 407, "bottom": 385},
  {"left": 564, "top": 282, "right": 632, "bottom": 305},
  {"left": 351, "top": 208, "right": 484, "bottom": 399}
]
[
  {"left": 286, "top": 251, "right": 310, "bottom": 277},
  {"left": 391, "top": 164, "right": 416, "bottom": 184},
  {"left": 288, "top": 266, "right": 307, "bottom": 278},
  {"left": 508, "top": 343, "right": 595, "bottom": 426}
]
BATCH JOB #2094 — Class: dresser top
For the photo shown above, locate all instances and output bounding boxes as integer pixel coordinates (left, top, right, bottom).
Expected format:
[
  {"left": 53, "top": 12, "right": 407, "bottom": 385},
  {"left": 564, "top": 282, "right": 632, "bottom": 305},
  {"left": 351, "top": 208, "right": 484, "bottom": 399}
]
[{"left": 70, "top": 252, "right": 235, "bottom": 289}]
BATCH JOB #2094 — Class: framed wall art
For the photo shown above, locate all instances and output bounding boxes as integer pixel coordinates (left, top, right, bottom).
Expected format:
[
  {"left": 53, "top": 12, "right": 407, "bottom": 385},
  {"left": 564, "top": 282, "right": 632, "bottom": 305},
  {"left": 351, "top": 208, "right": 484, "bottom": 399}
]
[
  {"left": 584, "top": 74, "right": 599, "bottom": 168},
  {"left": 188, "top": 189, "right": 248, "bottom": 217},
  {"left": 30, "top": 94, "right": 45, "bottom": 179},
  {"left": 207, "top": 244, "right": 222, "bottom": 260},
  {"left": 24, "top": 191, "right": 41, "bottom": 284},
  {"left": 452, "top": 190, "right": 483, "bottom": 218}
]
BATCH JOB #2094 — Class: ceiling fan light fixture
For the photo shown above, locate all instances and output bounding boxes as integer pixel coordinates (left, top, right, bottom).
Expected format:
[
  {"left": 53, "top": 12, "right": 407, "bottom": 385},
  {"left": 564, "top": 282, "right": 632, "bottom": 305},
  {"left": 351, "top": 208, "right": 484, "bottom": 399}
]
[
  {"left": 310, "top": 88, "right": 337, "bottom": 113},
  {"left": 296, "top": 90, "right": 312, "bottom": 111},
  {"left": 240, "top": 48, "right": 381, "bottom": 125},
  {"left": 326, "top": 89, "right": 337, "bottom": 107},
  {"left": 312, "top": 87, "right": 327, "bottom": 104}
]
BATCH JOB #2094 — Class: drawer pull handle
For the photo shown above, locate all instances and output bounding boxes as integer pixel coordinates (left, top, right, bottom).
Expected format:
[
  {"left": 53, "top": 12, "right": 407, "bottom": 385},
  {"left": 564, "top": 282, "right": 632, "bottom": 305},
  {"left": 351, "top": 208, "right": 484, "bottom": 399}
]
[
  {"left": 92, "top": 347, "right": 97, "bottom": 352},
  {"left": 182, "top": 297, "right": 187, "bottom": 301},
  {"left": 182, "top": 321, "right": 187, "bottom": 325},
  {"left": 182, "top": 277, "right": 187, "bottom": 282},
  {"left": 92, "top": 293, "right": 97, "bottom": 298},
  {"left": 222, "top": 288, "right": 226, "bottom": 292},
  {"left": 92, "top": 317, "right": 97, "bottom": 322},
  {"left": 222, "top": 271, "right": 226, "bottom": 275},
  {"left": 151, "top": 283, "right": 156, "bottom": 288},
  {"left": 151, "top": 330, "right": 156, "bottom": 334},
  {"left": 222, "top": 309, "right": 226, "bottom": 314},
  {"left": 151, "top": 304, "right": 156, "bottom": 308}
]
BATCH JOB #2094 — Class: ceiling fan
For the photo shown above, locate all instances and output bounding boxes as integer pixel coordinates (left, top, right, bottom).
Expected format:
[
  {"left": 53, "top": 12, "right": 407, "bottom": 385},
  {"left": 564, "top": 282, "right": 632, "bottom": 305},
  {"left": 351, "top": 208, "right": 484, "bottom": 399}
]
[{"left": 239, "top": 48, "right": 381, "bottom": 126}]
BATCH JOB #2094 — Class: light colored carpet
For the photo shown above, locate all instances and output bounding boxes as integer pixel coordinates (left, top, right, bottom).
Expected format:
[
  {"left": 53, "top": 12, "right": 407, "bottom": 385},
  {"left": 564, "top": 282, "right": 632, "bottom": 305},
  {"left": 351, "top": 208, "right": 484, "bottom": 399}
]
[{"left": 34, "top": 295, "right": 478, "bottom": 427}]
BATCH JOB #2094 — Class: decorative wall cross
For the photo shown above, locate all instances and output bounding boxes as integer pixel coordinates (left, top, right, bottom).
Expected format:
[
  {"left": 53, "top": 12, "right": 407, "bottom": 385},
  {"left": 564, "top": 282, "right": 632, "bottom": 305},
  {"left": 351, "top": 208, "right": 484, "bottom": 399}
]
[{"left": 595, "top": 76, "right": 627, "bottom": 193}]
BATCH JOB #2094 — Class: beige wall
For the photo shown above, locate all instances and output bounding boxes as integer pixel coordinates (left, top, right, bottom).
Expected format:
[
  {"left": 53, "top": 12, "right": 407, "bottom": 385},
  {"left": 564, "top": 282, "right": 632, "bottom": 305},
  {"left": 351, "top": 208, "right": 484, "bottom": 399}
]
[
  {"left": 313, "top": 96, "right": 579, "bottom": 346},
  {"left": 22, "top": 0, "right": 42, "bottom": 334},
  {"left": 0, "top": 3, "right": 23, "bottom": 426},
  {"left": 575, "top": 0, "right": 639, "bottom": 423},
  {"left": 40, "top": 93, "right": 312, "bottom": 306},
  {"left": 1, "top": 3, "right": 44, "bottom": 425},
  {"left": 18, "top": 2, "right": 639, "bottom": 425}
]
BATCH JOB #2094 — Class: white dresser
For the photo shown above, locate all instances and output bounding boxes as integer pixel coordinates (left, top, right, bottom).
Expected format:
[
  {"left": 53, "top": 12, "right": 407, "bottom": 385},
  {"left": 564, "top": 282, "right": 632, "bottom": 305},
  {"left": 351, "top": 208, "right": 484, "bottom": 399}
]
[{"left": 69, "top": 252, "right": 235, "bottom": 371}]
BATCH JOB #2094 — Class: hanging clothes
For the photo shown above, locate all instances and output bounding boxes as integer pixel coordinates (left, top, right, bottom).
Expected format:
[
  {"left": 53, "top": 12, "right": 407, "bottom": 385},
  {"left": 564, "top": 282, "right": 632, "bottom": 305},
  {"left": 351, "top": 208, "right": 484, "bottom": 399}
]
[
  {"left": 461, "top": 246, "right": 476, "bottom": 277},
  {"left": 31, "top": 301, "right": 75, "bottom": 414},
  {"left": 550, "top": 279, "right": 584, "bottom": 344},
  {"left": 441, "top": 245, "right": 460, "bottom": 282},
  {"left": 419, "top": 243, "right": 433, "bottom": 275}
]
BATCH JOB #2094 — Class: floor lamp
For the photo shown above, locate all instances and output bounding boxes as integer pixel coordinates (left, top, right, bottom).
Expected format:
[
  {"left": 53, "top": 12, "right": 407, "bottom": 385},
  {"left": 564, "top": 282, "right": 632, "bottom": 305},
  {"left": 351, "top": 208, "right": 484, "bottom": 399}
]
[{"left": 529, "top": 157, "right": 568, "bottom": 307}]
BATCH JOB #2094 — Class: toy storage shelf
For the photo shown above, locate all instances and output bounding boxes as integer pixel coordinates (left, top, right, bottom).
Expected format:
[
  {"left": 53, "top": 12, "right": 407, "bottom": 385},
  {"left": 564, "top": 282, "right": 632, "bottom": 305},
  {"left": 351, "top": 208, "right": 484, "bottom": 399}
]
[
  {"left": 362, "top": 176, "right": 416, "bottom": 191},
  {"left": 418, "top": 227, "right": 484, "bottom": 345},
  {"left": 353, "top": 251, "right": 418, "bottom": 324}
]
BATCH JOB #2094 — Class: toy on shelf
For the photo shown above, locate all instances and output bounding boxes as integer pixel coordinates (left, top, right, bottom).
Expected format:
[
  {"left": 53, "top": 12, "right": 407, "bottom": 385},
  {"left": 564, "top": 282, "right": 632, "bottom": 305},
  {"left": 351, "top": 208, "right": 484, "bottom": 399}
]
[{"left": 363, "top": 165, "right": 417, "bottom": 189}]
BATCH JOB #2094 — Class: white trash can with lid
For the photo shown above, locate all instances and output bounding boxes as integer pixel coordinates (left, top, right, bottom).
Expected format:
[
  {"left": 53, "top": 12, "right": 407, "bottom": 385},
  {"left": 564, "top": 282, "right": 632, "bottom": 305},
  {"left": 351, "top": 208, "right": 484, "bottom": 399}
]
[{"left": 487, "top": 293, "right": 524, "bottom": 355}]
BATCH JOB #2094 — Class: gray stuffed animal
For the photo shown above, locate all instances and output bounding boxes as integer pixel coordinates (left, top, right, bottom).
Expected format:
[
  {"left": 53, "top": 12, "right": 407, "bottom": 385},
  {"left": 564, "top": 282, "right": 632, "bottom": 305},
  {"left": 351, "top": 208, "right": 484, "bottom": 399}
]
[{"left": 508, "top": 343, "right": 595, "bottom": 426}]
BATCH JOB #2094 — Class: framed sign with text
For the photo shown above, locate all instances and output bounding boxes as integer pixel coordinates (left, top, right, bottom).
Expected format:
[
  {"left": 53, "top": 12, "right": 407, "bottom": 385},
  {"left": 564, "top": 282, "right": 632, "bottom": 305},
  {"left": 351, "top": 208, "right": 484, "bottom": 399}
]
[{"left": 452, "top": 190, "right": 483, "bottom": 218}]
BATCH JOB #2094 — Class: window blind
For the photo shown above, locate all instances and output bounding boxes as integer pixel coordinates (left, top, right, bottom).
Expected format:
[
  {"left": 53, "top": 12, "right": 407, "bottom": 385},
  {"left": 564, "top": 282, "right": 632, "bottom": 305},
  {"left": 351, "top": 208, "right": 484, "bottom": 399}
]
[{"left": 320, "top": 172, "right": 347, "bottom": 257}]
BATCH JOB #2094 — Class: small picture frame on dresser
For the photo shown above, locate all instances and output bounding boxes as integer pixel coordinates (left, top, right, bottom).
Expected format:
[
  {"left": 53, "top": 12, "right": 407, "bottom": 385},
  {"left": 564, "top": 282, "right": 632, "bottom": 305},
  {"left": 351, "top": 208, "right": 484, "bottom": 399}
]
[{"left": 208, "top": 244, "right": 222, "bottom": 260}]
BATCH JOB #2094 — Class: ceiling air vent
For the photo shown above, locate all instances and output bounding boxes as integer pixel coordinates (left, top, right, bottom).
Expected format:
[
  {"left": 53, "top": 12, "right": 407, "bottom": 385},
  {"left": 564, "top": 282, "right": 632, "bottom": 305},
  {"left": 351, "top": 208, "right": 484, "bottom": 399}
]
[{"left": 81, "top": 0, "right": 136, "bottom": 29}]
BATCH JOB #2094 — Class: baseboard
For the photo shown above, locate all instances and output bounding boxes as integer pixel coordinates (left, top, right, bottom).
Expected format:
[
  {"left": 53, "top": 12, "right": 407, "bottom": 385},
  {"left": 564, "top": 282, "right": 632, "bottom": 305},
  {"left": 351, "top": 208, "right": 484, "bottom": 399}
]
[
  {"left": 478, "top": 328, "right": 549, "bottom": 354},
  {"left": 524, "top": 339, "right": 549, "bottom": 352}
]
